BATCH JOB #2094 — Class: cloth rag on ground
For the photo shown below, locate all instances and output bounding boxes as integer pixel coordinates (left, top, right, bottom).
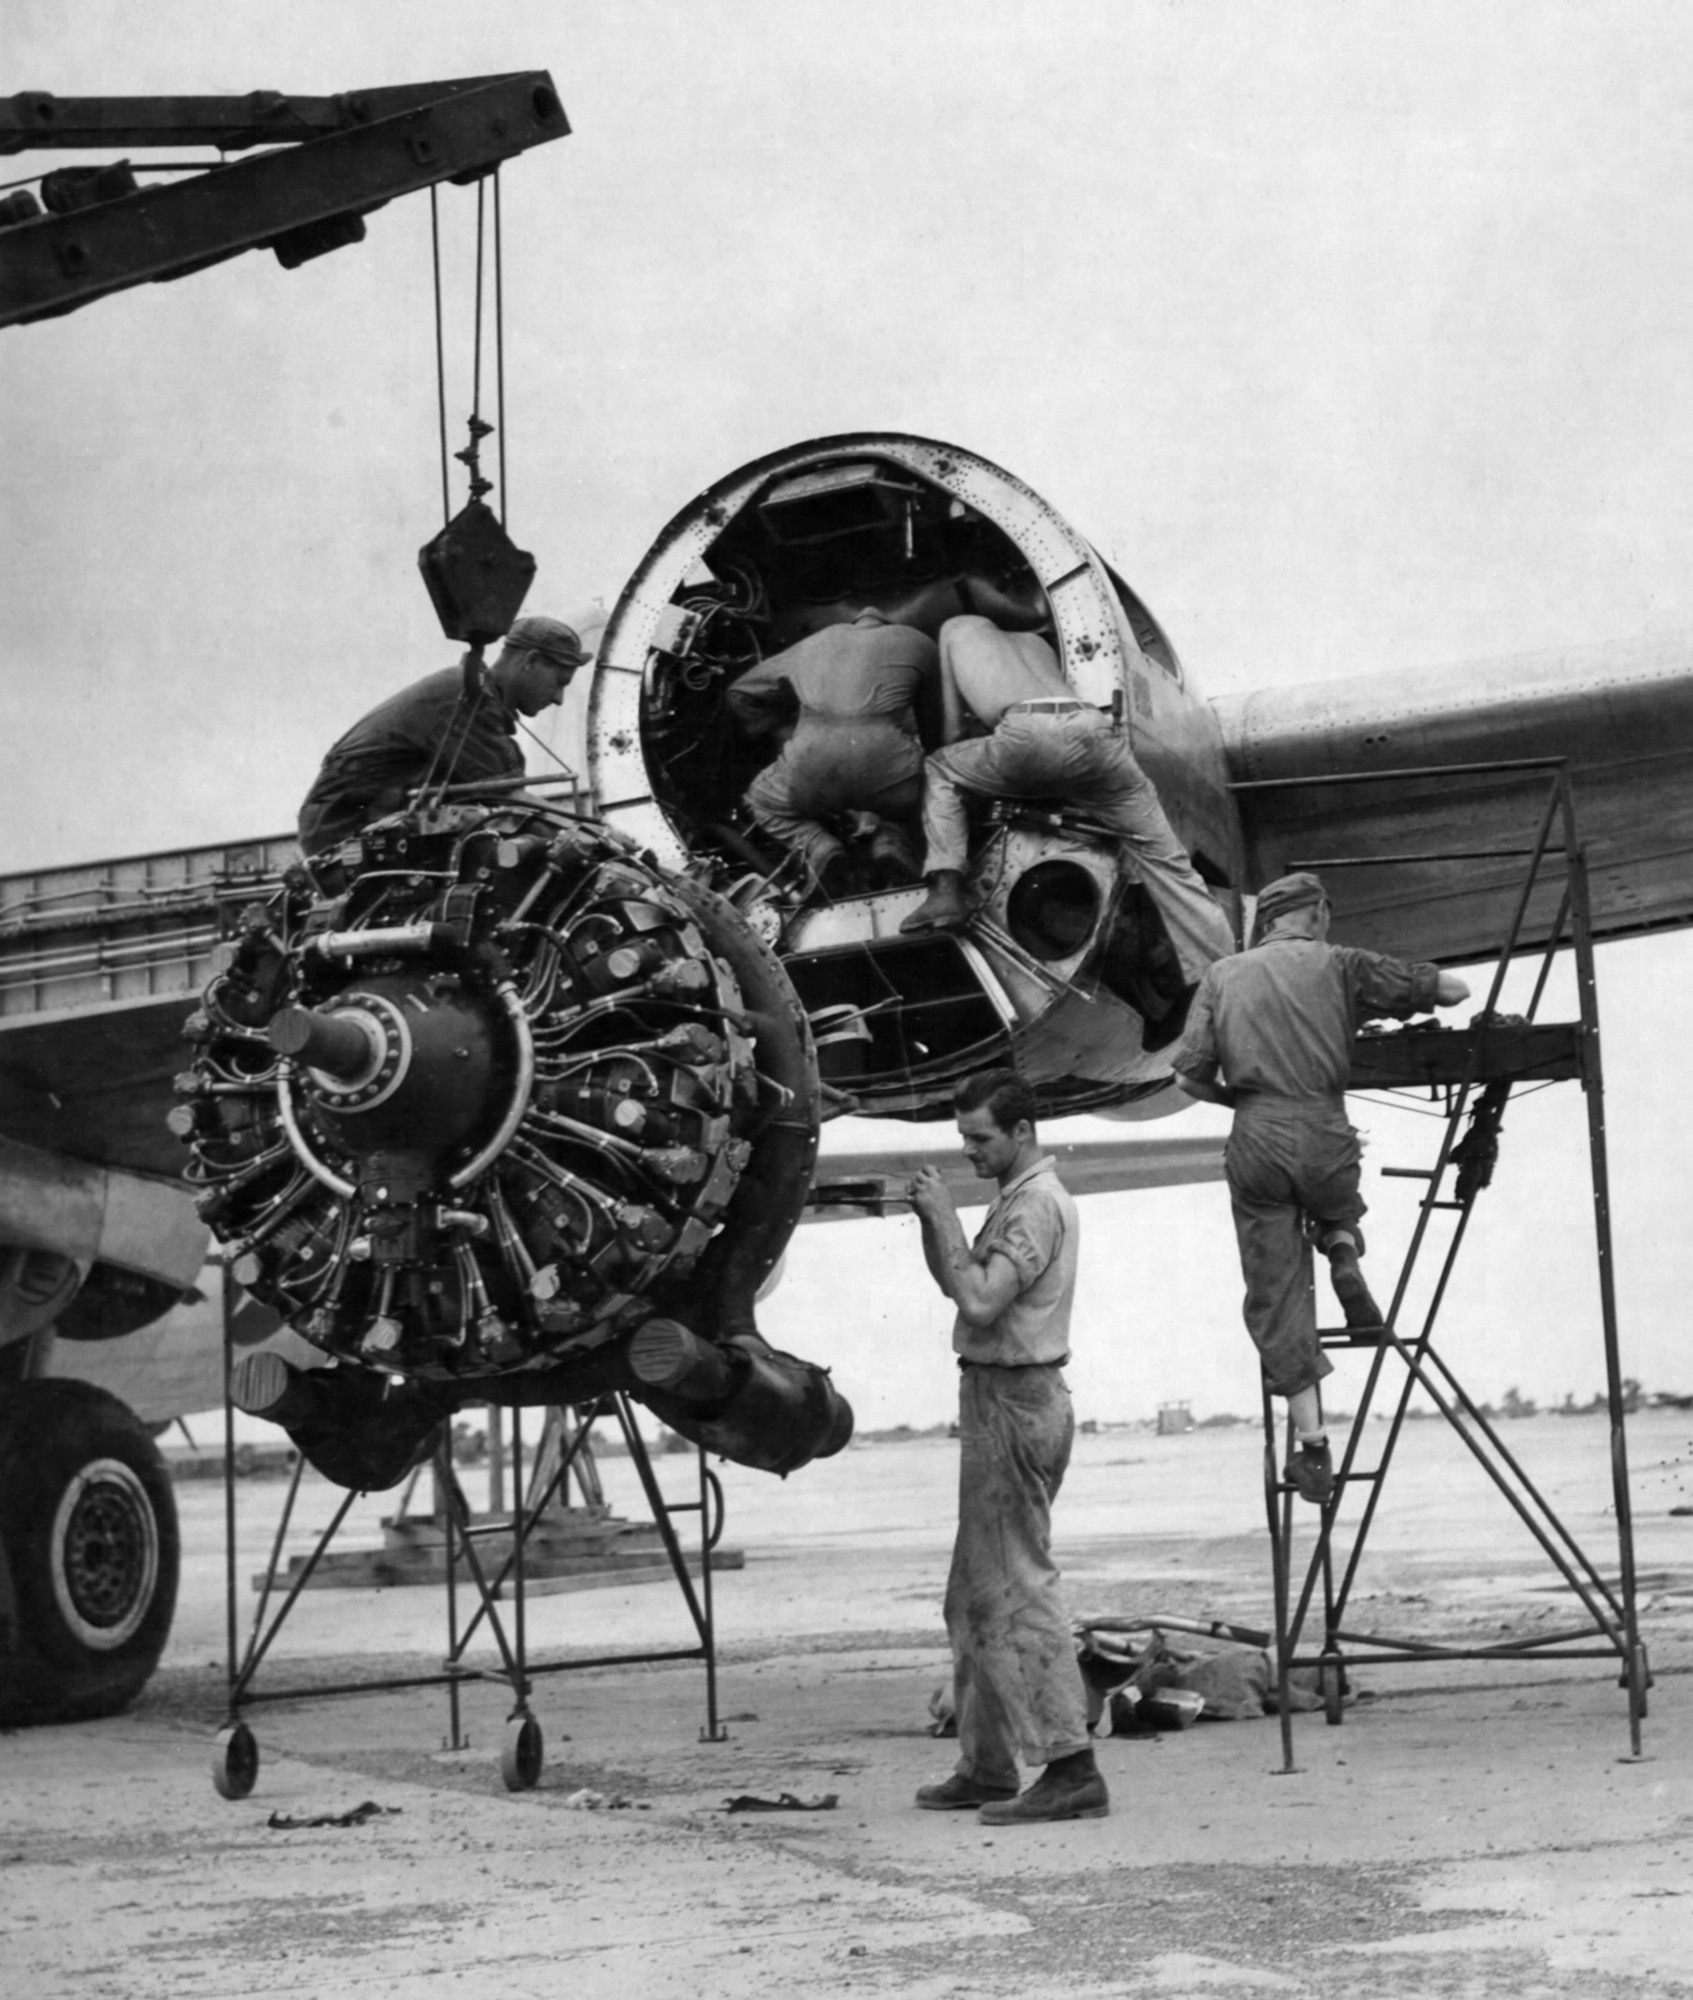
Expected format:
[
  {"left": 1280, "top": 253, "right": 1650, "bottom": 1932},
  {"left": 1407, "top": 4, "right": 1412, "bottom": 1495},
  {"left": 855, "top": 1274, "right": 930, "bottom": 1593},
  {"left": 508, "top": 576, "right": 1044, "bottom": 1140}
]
[
  {"left": 266, "top": 1800, "right": 400, "bottom": 1830},
  {"left": 723, "top": 1792, "right": 840, "bottom": 1813}
]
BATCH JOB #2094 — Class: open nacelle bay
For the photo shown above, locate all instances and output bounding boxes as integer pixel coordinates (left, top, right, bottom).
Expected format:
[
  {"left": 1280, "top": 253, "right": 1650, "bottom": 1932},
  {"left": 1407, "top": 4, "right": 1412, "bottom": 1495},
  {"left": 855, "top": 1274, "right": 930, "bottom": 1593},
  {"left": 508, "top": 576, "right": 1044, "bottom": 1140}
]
[{"left": 588, "top": 434, "right": 1237, "bottom": 1120}]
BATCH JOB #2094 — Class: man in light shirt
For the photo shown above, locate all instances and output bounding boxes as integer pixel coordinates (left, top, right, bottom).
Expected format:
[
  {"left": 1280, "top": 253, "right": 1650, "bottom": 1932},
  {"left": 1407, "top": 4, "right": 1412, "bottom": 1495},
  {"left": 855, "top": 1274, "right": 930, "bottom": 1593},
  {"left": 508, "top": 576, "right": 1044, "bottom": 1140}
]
[{"left": 908, "top": 1067, "right": 1107, "bottom": 1825}]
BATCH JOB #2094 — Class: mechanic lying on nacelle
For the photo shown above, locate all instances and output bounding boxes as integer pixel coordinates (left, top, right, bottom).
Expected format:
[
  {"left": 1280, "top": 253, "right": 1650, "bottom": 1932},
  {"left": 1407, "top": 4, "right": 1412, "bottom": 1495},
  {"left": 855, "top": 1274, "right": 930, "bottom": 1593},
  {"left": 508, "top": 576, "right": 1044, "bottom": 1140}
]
[
  {"left": 725, "top": 606, "right": 938, "bottom": 899},
  {"left": 900, "top": 613, "right": 1234, "bottom": 980},
  {"left": 296, "top": 611, "right": 599, "bottom": 872}
]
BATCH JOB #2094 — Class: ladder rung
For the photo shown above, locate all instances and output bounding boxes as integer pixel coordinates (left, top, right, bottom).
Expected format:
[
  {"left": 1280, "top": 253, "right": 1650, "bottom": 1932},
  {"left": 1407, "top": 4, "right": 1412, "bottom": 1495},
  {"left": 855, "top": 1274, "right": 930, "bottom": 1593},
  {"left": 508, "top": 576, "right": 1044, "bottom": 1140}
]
[
  {"left": 1319, "top": 1326, "right": 1392, "bottom": 1346},
  {"left": 1424, "top": 1199, "right": 1466, "bottom": 1210},
  {"left": 1382, "top": 1167, "right": 1434, "bottom": 1179}
]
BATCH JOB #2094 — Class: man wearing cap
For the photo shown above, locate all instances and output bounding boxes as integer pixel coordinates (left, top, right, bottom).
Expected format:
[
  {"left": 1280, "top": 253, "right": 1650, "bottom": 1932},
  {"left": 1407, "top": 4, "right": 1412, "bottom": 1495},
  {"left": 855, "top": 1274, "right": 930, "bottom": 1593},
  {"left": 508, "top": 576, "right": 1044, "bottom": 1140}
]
[
  {"left": 726, "top": 607, "right": 938, "bottom": 898},
  {"left": 1170, "top": 871, "right": 1470, "bottom": 1504},
  {"left": 900, "top": 614, "right": 1233, "bottom": 984},
  {"left": 297, "top": 613, "right": 596, "bottom": 861}
]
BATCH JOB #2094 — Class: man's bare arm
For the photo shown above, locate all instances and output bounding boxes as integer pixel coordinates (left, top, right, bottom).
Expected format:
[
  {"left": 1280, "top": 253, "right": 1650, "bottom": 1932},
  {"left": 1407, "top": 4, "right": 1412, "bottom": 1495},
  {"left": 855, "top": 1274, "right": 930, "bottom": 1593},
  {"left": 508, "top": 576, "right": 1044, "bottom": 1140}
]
[
  {"left": 919, "top": 1211, "right": 949, "bottom": 1289},
  {"left": 909, "top": 1167, "right": 1023, "bottom": 1326},
  {"left": 931, "top": 1238, "right": 1023, "bottom": 1327}
]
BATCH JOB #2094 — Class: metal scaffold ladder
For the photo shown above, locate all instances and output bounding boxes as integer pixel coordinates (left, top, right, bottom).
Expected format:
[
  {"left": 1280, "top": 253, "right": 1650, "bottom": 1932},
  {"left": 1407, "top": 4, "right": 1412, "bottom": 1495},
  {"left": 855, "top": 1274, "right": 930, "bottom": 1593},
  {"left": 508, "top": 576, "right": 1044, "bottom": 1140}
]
[{"left": 1242, "top": 758, "right": 1647, "bottom": 1770}]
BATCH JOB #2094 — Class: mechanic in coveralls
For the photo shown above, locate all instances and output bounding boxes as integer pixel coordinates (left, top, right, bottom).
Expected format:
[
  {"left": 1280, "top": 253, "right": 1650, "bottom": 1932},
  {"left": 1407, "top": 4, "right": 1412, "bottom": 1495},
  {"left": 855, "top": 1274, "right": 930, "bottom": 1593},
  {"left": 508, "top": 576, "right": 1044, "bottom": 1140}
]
[
  {"left": 908, "top": 1068, "right": 1108, "bottom": 1825},
  {"left": 726, "top": 607, "right": 937, "bottom": 897},
  {"left": 899, "top": 612, "right": 1233, "bottom": 984},
  {"left": 1170, "top": 871, "right": 1470, "bottom": 1504},
  {"left": 297, "top": 611, "right": 599, "bottom": 862}
]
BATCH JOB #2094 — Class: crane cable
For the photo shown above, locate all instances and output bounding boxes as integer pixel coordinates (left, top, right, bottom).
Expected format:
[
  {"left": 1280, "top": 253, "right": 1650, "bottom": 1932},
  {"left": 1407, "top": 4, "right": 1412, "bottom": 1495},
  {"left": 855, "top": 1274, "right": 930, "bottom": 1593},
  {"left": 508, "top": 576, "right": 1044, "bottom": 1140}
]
[
  {"left": 420, "top": 174, "right": 505, "bottom": 802},
  {"left": 418, "top": 175, "right": 578, "bottom": 806}
]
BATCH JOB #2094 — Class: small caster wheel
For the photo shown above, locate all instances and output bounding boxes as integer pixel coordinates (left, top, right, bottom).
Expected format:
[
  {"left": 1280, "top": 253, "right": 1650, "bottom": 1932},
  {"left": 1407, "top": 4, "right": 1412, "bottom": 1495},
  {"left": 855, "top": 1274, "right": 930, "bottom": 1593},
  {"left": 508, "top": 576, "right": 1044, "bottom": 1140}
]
[
  {"left": 1320, "top": 1659, "right": 1347, "bottom": 1726},
  {"left": 1626, "top": 1643, "right": 1651, "bottom": 1723},
  {"left": 501, "top": 1713, "right": 543, "bottom": 1792},
  {"left": 212, "top": 1723, "right": 259, "bottom": 1800}
]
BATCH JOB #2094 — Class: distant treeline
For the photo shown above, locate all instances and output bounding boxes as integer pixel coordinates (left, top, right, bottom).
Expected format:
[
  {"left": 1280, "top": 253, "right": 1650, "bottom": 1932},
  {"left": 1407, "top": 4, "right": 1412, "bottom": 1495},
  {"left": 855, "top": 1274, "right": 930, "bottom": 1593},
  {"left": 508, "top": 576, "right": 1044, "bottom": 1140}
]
[{"left": 849, "top": 1383, "right": 1692, "bottom": 1445}]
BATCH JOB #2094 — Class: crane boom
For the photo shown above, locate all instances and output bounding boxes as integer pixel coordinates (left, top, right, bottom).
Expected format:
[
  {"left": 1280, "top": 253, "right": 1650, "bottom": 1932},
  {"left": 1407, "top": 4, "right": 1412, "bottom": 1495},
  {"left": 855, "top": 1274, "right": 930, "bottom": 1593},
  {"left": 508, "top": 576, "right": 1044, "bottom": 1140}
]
[{"left": 0, "top": 73, "right": 568, "bottom": 327}]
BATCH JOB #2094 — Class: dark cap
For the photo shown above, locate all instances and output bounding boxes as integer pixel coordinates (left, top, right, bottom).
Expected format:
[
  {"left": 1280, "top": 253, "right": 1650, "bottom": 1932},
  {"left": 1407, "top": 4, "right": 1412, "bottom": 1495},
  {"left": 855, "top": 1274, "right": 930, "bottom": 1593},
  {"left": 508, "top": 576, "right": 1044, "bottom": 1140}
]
[
  {"left": 1253, "top": 871, "right": 1327, "bottom": 933},
  {"left": 505, "top": 614, "right": 587, "bottom": 670}
]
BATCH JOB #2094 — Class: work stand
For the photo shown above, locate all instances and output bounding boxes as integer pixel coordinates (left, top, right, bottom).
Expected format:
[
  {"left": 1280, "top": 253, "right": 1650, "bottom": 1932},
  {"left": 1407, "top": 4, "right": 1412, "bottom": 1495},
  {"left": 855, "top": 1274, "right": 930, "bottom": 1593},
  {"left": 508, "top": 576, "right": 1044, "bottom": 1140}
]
[
  {"left": 1236, "top": 759, "right": 1647, "bottom": 1770},
  {"left": 211, "top": 1384, "right": 727, "bottom": 1803}
]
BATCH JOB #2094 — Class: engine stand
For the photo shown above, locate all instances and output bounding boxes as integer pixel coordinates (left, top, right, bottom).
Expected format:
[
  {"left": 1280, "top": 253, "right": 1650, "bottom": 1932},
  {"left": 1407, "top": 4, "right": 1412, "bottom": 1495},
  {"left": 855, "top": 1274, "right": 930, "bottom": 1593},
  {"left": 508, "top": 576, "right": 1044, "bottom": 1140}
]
[{"left": 212, "top": 1380, "right": 726, "bottom": 1801}]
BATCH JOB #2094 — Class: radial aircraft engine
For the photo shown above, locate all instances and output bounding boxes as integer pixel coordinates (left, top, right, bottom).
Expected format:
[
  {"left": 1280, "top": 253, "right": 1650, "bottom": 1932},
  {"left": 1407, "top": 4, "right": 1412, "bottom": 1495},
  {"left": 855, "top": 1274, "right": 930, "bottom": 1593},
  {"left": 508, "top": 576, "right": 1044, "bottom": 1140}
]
[{"left": 181, "top": 805, "right": 852, "bottom": 1493}]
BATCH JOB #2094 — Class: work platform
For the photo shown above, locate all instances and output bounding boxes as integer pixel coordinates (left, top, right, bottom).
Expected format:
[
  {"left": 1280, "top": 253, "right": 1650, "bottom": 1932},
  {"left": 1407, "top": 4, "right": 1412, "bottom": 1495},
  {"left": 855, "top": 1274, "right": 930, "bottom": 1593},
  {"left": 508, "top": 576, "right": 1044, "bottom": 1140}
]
[{"left": 1230, "top": 757, "right": 1648, "bottom": 1767}]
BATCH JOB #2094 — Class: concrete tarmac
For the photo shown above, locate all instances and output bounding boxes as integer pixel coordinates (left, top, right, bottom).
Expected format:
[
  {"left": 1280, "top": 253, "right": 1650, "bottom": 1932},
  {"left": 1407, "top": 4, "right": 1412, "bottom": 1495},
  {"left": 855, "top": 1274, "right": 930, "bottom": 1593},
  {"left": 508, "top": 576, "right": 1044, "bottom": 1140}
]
[{"left": 3, "top": 1415, "right": 1690, "bottom": 1998}]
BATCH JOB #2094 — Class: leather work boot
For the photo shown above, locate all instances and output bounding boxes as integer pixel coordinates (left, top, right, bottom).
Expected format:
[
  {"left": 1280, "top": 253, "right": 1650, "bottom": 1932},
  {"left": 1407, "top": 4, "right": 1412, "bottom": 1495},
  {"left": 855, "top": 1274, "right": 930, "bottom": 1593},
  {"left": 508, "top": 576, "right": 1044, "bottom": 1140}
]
[
  {"left": 1323, "top": 1234, "right": 1384, "bottom": 1329},
  {"left": 1285, "top": 1437, "right": 1335, "bottom": 1506},
  {"left": 976, "top": 1753, "right": 1109, "bottom": 1825},
  {"left": 915, "top": 1772, "right": 1018, "bottom": 1811},
  {"left": 899, "top": 869, "right": 970, "bottom": 933}
]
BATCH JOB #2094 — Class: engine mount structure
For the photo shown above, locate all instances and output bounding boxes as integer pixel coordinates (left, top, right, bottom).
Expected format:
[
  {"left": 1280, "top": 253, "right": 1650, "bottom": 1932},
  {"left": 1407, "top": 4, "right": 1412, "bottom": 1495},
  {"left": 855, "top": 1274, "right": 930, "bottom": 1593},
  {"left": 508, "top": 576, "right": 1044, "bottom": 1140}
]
[{"left": 178, "top": 797, "right": 851, "bottom": 1489}]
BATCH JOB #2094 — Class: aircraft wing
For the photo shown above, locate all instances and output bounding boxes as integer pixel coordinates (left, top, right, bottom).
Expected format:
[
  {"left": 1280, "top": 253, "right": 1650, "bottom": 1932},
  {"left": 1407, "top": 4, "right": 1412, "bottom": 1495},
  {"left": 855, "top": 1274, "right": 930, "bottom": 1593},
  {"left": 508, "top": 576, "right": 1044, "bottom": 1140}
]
[
  {"left": 0, "top": 838, "right": 296, "bottom": 1419},
  {"left": 0, "top": 995, "right": 206, "bottom": 1176},
  {"left": 1217, "top": 631, "right": 1693, "bottom": 962},
  {"left": 42, "top": 1272, "right": 308, "bottom": 1428},
  {"left": 805, "top": 1118, "right": 1228, "bottom": 1219},
  {"left": 0, "top": 836, "right": 296, "bottom": 1177}
]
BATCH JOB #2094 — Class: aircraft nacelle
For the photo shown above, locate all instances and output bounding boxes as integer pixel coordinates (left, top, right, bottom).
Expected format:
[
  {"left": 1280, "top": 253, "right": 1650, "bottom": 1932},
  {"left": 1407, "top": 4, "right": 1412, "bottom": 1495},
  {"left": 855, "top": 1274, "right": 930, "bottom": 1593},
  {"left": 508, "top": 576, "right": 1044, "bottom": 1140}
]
[
  {"left": 588, "top": 433, "right": 1243, "bottom": 1122},
  {"left": 0, "top": 1135, "right": 209, "bottom": 1350}
]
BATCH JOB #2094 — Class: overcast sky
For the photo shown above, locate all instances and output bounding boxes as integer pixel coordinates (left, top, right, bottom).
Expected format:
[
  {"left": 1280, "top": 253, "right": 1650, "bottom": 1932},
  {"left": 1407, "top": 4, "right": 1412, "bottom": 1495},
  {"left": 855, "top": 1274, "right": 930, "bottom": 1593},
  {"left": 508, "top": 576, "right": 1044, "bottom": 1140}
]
[{"left": 7, "top": 2, "right": 1693, "bottom": 1433}]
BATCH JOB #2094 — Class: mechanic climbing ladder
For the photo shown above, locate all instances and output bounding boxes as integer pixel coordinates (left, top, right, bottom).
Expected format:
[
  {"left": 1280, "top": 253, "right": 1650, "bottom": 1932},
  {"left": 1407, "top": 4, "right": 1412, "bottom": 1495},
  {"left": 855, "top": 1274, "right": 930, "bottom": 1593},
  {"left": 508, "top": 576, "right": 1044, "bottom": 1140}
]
[{"left": 1229, "top": 757, "right": 1647, "bottom": 1771}]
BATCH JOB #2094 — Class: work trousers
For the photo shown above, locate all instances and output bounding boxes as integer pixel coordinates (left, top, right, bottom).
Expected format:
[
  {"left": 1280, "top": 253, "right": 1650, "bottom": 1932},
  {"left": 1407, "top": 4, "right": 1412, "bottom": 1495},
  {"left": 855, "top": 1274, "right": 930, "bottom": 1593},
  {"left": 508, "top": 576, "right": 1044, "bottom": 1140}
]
[
  {"left": 745, "top": 733, "right": 922, "bottom": 878},
  {"left": 945, "top": 1362, "right": 1091, "bottom": 1787},
  {"left": 919, "top": 708, "right": 1233, "bottom": 982},
  {"left": 1225, "top": 1096, "right": 1365, "bottom": 1398}
]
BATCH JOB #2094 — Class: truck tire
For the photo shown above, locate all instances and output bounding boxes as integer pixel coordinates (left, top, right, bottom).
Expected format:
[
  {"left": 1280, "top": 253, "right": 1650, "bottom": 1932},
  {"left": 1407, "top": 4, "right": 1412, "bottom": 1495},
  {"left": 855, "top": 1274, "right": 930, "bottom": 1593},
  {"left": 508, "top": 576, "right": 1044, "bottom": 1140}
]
[{"left": 0, "top": 1379, "right": 180, "bottom": 1726}]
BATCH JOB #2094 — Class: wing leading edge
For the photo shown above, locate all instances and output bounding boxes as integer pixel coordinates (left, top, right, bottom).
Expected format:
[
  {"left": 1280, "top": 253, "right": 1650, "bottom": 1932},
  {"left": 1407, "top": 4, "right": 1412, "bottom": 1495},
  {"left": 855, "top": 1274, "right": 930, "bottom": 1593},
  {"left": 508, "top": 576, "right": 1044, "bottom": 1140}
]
[{"left": 1218, "top": 630, "right": 1693, "bottom": 963}]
